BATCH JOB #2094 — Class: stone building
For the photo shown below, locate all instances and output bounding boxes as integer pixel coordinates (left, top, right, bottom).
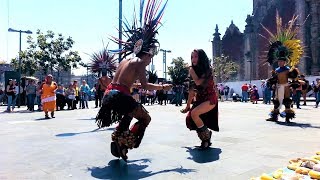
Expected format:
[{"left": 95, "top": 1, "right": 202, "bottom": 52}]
[{"left": 212, "top": 0, "right": 320, "bottom": 81}]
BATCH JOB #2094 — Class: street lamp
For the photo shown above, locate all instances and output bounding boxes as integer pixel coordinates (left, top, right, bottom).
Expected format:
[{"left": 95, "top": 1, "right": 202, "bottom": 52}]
[
  {"left": 160, "top": 49, "right": 171, "bottom": 81},
  {"left": 118, "top": 0, "right": 123, "bottom": 62},
  {"left": 8, "top": 28, "right": 33, "bottom": 108}
]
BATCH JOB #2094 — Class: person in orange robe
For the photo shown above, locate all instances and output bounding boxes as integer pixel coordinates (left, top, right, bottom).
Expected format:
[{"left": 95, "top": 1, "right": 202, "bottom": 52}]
[{"left": 40, "top": 74, "right": 58, "bottom": 119}]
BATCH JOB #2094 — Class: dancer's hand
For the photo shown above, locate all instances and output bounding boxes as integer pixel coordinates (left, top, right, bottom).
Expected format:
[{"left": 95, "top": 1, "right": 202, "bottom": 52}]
[
  {"left": 180, "top": 106, "right": 190, "bottom": 114},
  {"left": 162, "top": 84, "right": 172, "bottom": 91}
]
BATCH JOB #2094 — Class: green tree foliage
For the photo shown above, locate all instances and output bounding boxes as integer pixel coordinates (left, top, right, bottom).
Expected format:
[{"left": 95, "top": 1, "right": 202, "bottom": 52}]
[
  {"left": 212, "top": 55, "right": 239, "bottom": 83},
  {"left": 168, "top": 57, "right": 189, "bottom": 85},
  {"left": 10, "top": 30, "right": 82, "bottom": 76}
]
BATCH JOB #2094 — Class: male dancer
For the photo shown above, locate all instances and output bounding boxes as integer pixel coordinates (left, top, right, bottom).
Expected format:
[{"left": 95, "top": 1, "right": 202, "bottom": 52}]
[
  {"left": 89, "top": 47, "right": 117, "bottom": 106},
  {"left": 263, "top": 13, "right": 303, "bottom": 123},
  {"left": 96, "top": 0, "right": 170, "bottom": 161}
]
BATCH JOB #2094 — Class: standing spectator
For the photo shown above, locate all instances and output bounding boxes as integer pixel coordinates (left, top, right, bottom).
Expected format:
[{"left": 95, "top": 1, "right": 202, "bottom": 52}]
[
  {"left": 0, "top": 83, "right": 4, "bottom": 105},
  {"left": 36, "top": 81, "right": 43, "bottom": 111},
  {"left": 261, "top": 80, "right": 266, "bottom": 103},
  {"left": 174, "top": 85, "right": 183, "bottom": 106},
  {"left": 80, "top": 80, "right": 90, "bottom": 109},
  {"left": 292, "top": 76, "right": 305, "bottom": 109},
  {"left": 250, "top": 84, "right": 259, "bottom": 104},
  {"left": 300, "top": 75, "right": 309, "bottom": 106},
  {"left": 264, "top": 81, "right": 272, "bottom": 104},
  {"left": 56, "top": 84, "right": 66, "bottom": 110},
  {"left": 26, "top": 80, "right": 37, "bottom": 111},
  {"left": 224, "top": 85, "right": 230, "bottom": 101},
  {"left": 12, "top": 80, "right": 21, "bottom": 111},
  {"left": 93, "top": 83, "right": 101, "bottom": 108},
  {"left": 65, "top": 84, "right": 76, "bottom": 110},
  {"left": 72, "top": 80, "right": 79, "bottom": 109},
  {"left": 140, "top": 88, "right": 147, "bottom": 105},
  {"left": 219, "top": 84, "right": 225, "bottom": 102},
  {"left": 5, "top": 79, "right": 16, "bottom": 112},
  {"left": 241, "top": 83, "right": 249, "bottom": 102}
]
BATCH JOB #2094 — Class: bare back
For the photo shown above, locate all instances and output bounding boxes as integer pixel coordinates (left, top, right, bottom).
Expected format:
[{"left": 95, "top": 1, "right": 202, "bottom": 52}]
[{"left": 112, "top": 57, "right": 147, "bottom": 89}]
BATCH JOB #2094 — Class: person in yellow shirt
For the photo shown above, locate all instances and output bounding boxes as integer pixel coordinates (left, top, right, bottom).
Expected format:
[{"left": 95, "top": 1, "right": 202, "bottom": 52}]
[
  {"left": 72, "top": 80, "right": 79, "bottom": 109},
  {"left": 40, "top": 74, "right": 57, "bottom": 119}
]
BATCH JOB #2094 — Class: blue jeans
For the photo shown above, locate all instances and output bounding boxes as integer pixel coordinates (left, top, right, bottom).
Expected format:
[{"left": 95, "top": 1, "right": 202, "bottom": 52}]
[
  {"left": 27, "top": 94, "right": 36, "bottom": 110},
  {"left": 175, "top": 93, "right": 183, "bottom": 105},
  {"left": 36, "top": 95, "right": 42, "bottom": 110},
  {"left": 80, "top": 93, "right": 88, "bottom": 108},
  {"left": 6, "top": 95, "right": 17, "bottom": 111},
  {"left": 242, "top": 91, "right": 248, "bottom": 102}
]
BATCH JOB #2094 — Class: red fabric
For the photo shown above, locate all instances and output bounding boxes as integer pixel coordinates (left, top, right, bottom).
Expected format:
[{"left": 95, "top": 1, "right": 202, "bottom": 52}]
[
  {"left": 185, "top": 76, "right": 219, "bottom": 132},
  {"left": 105, "top": 83, "right": 131, "bottom": 96},
  {"left": 196, "top": 78, "right": 218, "bottom": 105},
  {"left": 241, "top": 85, "right": 248, "bottom": 91}
]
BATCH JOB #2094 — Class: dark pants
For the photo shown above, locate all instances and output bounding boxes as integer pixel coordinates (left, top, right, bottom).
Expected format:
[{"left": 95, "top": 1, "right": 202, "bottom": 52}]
[
  {"left": 56, "top": 94, "right": 66, "bottom": 110},
  {"left": 27, "top": 94, "right": 36, "bottom": 111},
  {"left": 95, "top": 93, "right": 102, "bottom": 107},
  {"left": 67, "top": 99, "right": 74, "bottom": 110},
  {"left": 73, "top": 96, "right": 79, "bottom": 109},
  {"left": 175, "top": 93, "right": 183, "bottom": 106},
  {"left": 293, "top": 90, "right": 302, "bottom": 108}
]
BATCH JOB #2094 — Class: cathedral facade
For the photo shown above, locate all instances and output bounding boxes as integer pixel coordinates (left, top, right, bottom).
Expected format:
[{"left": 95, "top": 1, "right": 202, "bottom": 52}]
[{"left": 212, "top": 0, "right": 320, "bottom": 81}]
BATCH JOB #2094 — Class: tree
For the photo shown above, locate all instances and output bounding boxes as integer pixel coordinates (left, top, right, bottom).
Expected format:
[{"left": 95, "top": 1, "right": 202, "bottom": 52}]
[
  {"left": 168, "top": 57, "right": 189, "bottom": 85},
  {"left": 10, "top": 30, "right": 82, "bottom": 76},
  {"left": 212, "top": 55, "right": 239, "bottom": 83}
]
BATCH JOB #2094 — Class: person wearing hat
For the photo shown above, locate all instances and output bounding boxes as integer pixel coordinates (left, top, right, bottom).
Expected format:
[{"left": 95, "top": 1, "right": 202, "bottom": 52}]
[
  {"left": 95, "top": 0, "right": 171, "bottom": 161},
  {"left": 264, "top": 13, "right": 303, "bottom": 123},
  {"left": 40, "top": 74, "right": 57, "bottom": 119}
]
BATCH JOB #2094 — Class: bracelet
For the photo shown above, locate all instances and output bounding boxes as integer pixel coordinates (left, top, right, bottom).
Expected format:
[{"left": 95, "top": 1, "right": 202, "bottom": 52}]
[{"left": 162, "top": 84, "right": 164, "bottom": 90}]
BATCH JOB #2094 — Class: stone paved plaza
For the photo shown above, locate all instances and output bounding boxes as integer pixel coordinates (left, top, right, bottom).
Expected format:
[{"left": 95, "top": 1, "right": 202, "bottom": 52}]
[{"left": 0, "top": 101, "right": 320, "bottom": 180}]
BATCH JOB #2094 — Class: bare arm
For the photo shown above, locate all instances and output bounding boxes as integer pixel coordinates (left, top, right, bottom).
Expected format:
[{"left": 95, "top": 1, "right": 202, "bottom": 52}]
[
  {"left": 189, "top": 67, "right": 205, "bottom": 86},
  {"left": 138, "top": 67, "right": 171, "bottom": 91}
]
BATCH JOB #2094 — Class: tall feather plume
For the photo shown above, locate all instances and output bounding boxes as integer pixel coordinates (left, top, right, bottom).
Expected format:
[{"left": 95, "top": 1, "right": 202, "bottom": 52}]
[
  {"left": 89, "top": 46, "right": 118, "bottom": 76},
  {"left": 110, "top": 0, "right": 168, "bottom": 58},
  {"left": 261, "top": 10, "right": 304, "bottom": 68}
]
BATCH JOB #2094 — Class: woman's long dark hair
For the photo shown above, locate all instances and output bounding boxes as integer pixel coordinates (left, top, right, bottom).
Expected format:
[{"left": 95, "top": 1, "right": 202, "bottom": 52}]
[{"left": 191, "top": 49, "right": 211, "bottom": 78}]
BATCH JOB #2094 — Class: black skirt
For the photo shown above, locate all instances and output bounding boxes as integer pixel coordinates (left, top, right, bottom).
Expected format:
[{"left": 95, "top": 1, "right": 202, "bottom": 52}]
[{"left": 96, "top": 90, "right": 138, "bottom": 128}]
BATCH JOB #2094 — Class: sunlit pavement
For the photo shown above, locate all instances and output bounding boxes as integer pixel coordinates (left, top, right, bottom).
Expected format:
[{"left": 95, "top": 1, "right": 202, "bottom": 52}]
[{"left": 0, "top": 101, "right": 319, "bottom": 179}]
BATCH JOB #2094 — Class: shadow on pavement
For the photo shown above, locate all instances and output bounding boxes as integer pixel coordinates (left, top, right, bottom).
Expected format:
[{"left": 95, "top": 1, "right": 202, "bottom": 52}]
[
  {"left": 35, "top": 117, "right": 50, "bottom": 121},
  {"left": 275, "top": 121, "right": 320, "bottom": 129},
  {"left": 183, "top": 146, "right": 221, "bottom": 164},
  {"left": 55, "top": 127, "right": 110, "bottom": 137},
  {"left": 88, "top": 159, "right": 196, "bottom": 180}
]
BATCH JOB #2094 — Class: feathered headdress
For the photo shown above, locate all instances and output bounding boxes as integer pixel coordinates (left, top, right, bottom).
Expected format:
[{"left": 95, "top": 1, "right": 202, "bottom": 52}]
[
  {"left": 110, "top": 0, "right": 168, "bottom": 58},
  {"left": 261, "top": 12, "right": 304, "bottom": 68},
  {"left": 89, "top": 47, "right": 118, "bottom": 77}
]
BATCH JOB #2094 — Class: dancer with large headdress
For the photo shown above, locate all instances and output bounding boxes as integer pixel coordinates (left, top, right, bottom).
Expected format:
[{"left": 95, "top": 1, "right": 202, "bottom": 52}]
[
  {"left": 95, "top": 0, "right": 171, "bottom": 161},
  {"left": 89, "top": 47, "right": 117, "bottom": 107},
  {"left": 262, "top": 12, "right": 304, "bottom": 123}
]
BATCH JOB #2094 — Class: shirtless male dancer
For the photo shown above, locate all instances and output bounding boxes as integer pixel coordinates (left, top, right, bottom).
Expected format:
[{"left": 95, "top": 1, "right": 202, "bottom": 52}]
[{"left": 96, "top": 0, "right": 170, "bottom": 161}]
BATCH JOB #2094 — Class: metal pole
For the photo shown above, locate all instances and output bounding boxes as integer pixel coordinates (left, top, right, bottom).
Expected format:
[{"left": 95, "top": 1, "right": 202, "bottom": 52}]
[
  {"left": 18, "top": 31, "right": 22, "bottom": 108},
  {"left": 118, "top": 0, "right": 122, "bottom": 62},
  {"left": 249, "top": 61, "right": 252, "bottom": 84},
  {"left": 164, "top": 51, "right": 167, "bottom": 80}
]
